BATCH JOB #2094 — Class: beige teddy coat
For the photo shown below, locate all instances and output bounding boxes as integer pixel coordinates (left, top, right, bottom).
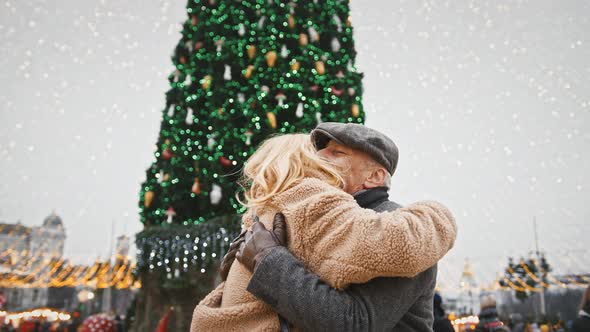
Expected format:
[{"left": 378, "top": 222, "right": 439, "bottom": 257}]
[{"left": 191, "top": 176, "right": 457, "bottom": 332}]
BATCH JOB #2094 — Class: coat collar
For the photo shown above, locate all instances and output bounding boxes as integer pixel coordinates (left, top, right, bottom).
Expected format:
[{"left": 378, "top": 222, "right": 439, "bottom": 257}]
[{"left": 353, "top": 187, "right": 390, "bottom": 209}]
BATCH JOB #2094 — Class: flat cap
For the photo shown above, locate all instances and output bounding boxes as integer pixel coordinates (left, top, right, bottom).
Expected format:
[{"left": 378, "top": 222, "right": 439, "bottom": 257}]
[{"left": 311, "top": 122, "right": 399, "bottom": 175}]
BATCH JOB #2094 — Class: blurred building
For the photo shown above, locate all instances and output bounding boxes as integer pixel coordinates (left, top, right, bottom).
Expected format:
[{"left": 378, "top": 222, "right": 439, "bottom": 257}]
[
  {"left": 0, "top": 211, "right": 69, "bottom": 310},
  {"left": 456, "top": 260, "right": 481, "bottom": 315},
  {"left": 0, "top": 212, "right": 66, "bottom": 265},
  {"left": 1, "top": 215, "right": 135, "bottom": 316},
  {"left": 0, "top": 222, "right": 31, "bottom": 269},
  {"left": 30, "top": 212, "right": 67, "bottom": 258}
]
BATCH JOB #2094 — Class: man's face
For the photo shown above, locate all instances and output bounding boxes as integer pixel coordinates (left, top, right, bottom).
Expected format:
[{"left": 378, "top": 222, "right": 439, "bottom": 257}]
[{"left": 317, "top": 140, "right": 372, "bottom": 194}]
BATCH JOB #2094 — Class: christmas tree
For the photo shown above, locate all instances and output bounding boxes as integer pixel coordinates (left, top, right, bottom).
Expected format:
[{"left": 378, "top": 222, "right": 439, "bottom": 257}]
[{"left": 134, "top": 0, "right": 365, "bottom": 330}]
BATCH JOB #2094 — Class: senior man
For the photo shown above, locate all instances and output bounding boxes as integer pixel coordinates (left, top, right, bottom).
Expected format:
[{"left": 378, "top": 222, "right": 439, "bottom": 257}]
[{"left": 222, "top": 122, "right": 443, "bottom": 331}]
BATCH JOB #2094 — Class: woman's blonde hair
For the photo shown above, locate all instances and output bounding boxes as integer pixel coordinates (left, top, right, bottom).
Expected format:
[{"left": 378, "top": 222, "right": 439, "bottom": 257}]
[{"left": 239, "top": 133, "right": 343, "bottom": 210}]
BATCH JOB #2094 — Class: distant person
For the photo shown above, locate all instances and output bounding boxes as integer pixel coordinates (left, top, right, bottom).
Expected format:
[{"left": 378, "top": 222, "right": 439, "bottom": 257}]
[
  {"left": 539, "top": 324, "right": 550, "bottom": 332},
  {"left": 509, "top": 313, "right": 525, "bottom": 332},
  {"left": 572, "top": 286, "right": 590, "bottom": 332},
  {"left": 473, "top": 295, "right": 510, "bottom": 332},
  {"left": 40, "top": 320, "right": 50, "bottom": 332},
  {"left": 433, "top": 293, "right": 455, "bottom": 332},
  {"left": 529, "top": 323, "right": 541, "bottom": 332},
  {"left": 113, "top": 315, "right": 123, "bottom": 332},
  {"left": 552, "top": 320, "right": 565, "bottom": 332}
]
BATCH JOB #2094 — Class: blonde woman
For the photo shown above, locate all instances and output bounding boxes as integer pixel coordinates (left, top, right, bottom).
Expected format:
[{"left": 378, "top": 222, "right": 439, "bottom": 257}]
[{"left": 191, "top": 133, "right": 457, "bottom": 332}]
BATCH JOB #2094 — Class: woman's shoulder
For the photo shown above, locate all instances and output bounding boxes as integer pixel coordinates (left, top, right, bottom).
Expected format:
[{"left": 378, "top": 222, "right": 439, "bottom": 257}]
[
  {"left": 292, "top": 176, "right": 345, "bottom": 196},
  {"left": 271, "top": 176, "right": 352, "bottom": 208}
]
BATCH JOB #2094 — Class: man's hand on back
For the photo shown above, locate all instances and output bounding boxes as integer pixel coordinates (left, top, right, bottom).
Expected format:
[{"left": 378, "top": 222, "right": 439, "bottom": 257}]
[
  {"left": 219, "top": 229, "right": 248, "bottom": 281},
  {"left": 236, "top": 213, "right": 287, "bottom": 272}
]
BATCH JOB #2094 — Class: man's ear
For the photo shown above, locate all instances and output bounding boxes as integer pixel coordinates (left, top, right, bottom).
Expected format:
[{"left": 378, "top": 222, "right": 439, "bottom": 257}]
[{"left": 363, "top": 167, "right": 388, "bottom": 189}]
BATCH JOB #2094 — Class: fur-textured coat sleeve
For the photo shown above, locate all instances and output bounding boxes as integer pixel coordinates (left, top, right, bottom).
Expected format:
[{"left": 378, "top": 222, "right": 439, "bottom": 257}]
[{"left": 271, "top": 178, "right": 457, "bottom": 289}]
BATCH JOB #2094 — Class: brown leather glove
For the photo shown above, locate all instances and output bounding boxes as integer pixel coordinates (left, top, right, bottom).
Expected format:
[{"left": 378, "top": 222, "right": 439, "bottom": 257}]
[
  {"left": 219, "top": 229, "right": 247, "bottom": 281},
  {"left": 236, "top": 213, "right": 287, "bottom": 273}
]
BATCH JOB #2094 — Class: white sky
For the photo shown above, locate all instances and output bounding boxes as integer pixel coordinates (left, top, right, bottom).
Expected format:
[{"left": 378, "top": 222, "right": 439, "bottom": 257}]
[{"left": 1, "top": 0, "right": 589, "bottom": 289}]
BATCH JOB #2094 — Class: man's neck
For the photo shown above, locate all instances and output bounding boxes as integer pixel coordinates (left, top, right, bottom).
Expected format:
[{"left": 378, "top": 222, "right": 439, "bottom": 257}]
[{"left": 353, "top": 187, "right": 390, "bottom": 209}]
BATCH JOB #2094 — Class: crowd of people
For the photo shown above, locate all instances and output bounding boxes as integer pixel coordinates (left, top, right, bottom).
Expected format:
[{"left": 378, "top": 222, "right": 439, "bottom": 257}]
[
  {"left": 0, "top": 314, "right": 124, "bottom": 332},
  {"left": 0, "top": 319, "right": 74, "bottom": 332},
  {"left": 433, "top": 286, "right": 590, "bottom": 332}
]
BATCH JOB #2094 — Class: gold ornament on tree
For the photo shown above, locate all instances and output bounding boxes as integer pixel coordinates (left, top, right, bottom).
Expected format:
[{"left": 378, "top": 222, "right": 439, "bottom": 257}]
[
  {"left": 351, "top": 103, "right": 360, "bottom": 118},
  {"left": 299, "top": 33, "right": 308, "bottom": 46},
  {"left": 290, "top": 60, "right": 300, "bottom": 71},
  {"left": 266, "top": 51, "right": 277, "bottom": 67},
  {"left": 267, "top": 112, "right": 277, "bottom": 128},
  {"left": 144, "top": 191, "right": 154, "bottom": 208},
  {"left": 247, "top": 45, "right": 256, "bottom": 59},
  {"left": 315, "top": 61, "right": 325, "bottom": 75},
  {"left": 288, "top": 15, "right": 295, "bottom": 29},
  {"left": 244, "top": 65, "right": 255, "bottom": 79}
]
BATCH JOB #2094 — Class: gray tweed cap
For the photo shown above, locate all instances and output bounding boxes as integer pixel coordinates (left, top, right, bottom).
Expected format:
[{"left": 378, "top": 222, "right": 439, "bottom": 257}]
[{"left": 310, "top": 122, "right": 399, "bottom": 175}]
